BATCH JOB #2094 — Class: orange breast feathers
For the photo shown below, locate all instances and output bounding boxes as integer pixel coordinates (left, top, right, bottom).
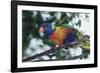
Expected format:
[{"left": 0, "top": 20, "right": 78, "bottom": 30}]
[{"left": 49, "top": 27, "right": 72, "bottom": 45}]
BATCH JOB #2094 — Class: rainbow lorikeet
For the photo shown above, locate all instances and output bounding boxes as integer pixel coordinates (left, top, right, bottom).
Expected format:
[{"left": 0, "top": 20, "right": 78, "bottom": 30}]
[{"left": 39, "top": 23, "right": 77, "bottom": 47}]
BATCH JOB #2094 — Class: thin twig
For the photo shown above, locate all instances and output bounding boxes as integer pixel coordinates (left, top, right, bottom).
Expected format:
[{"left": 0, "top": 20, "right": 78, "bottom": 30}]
[{"left": 23, "top": 47, "right": 60, "bottom": 62}]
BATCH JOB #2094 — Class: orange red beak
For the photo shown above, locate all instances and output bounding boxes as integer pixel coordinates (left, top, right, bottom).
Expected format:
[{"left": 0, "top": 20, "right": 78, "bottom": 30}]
[{"left": 39, "top": 27, "right": 44, "bottom": 32}]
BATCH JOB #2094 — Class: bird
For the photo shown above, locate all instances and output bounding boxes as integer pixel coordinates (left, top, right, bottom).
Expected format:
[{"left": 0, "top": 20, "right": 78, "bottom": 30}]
[{"left": 39, "top": 23, "right": 78, "bottom": 48}]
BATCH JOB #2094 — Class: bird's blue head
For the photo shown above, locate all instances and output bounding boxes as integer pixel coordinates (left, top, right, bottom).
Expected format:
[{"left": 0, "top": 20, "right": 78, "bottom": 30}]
[{"left": 39, "top": 23, "right": 53, "bottom": 37}]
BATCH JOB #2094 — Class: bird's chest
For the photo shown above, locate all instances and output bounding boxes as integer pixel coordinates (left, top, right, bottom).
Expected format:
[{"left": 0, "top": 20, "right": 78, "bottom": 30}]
[{"left": 49, "top": 29, "right": 72, "bottom": 45}]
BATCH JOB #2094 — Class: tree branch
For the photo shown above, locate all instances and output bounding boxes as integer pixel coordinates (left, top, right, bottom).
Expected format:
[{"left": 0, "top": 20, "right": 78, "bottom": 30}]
[{"left": 23, "top": 47, "right": 60, "bottom": 62}]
